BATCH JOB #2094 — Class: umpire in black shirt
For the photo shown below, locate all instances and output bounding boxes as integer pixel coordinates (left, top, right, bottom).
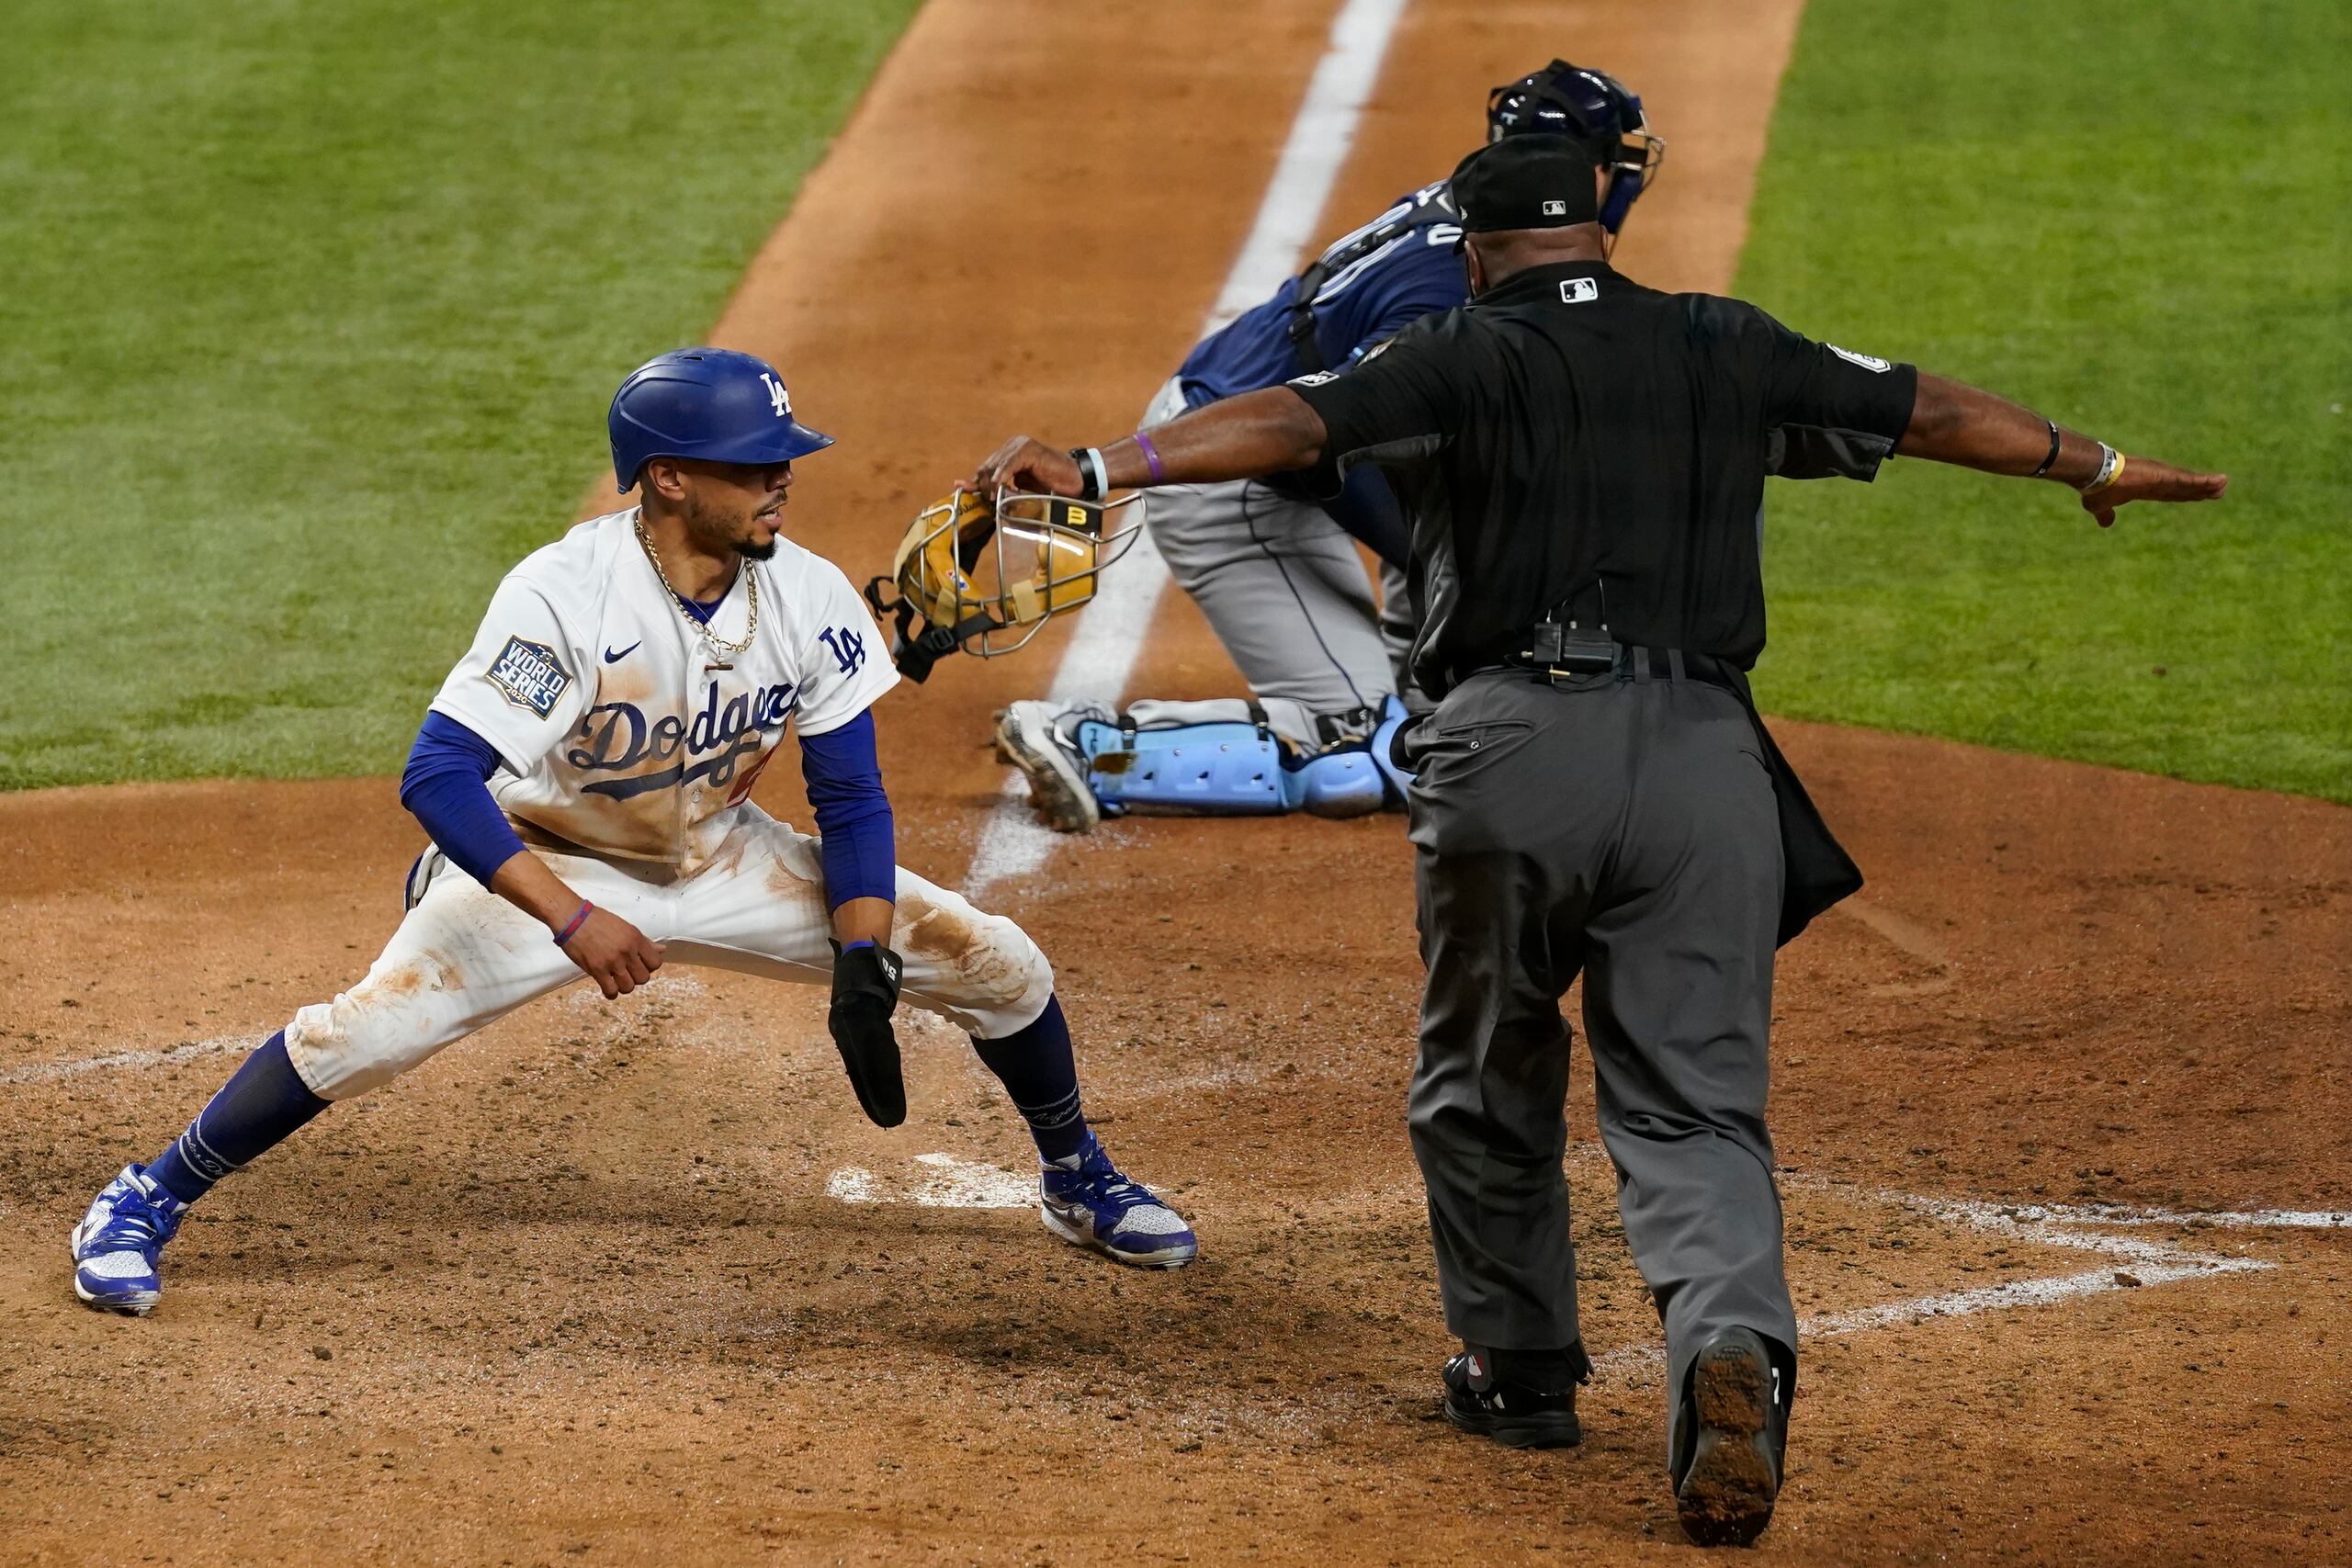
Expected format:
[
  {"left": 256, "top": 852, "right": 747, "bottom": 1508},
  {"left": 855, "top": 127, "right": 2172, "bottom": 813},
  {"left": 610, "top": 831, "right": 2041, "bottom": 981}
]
[{"left": 974, "top": 133, "right": 2223, "bottom": 1546}]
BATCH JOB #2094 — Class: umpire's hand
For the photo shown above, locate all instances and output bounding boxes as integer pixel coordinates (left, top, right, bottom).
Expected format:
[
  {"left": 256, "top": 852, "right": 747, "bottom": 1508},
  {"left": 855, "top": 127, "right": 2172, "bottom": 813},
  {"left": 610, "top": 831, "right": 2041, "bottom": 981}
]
[
  {"left": 971, "top": 437, "right": 1082, "bottom": 497},
  {"left": 2079, "top": 457, "right": 2228, "bottom": 529},
  {"left": 830, "top": 942, "right": 908, "bottom": 1128}
]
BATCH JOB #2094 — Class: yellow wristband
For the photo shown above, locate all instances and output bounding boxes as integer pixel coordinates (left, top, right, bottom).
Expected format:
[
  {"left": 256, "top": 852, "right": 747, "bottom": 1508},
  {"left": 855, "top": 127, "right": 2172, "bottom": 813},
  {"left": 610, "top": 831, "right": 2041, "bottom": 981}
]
[{"left": 2083, "top": 445, "right": 2125, "bottom": 494}]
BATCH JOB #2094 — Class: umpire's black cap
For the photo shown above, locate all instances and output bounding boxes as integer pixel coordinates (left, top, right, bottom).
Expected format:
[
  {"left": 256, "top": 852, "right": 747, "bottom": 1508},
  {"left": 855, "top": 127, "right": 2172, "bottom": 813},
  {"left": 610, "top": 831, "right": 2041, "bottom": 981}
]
[{"left": 1451, "top": 134, "right": 1600, "bottom": 232}]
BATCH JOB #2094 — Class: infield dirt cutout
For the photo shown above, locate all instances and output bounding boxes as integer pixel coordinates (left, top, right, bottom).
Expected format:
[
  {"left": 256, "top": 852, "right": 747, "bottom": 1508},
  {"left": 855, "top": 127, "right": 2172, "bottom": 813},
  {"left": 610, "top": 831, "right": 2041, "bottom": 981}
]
[{"left": 3, "top": 1, "right": 2347, "bottom": 1563}]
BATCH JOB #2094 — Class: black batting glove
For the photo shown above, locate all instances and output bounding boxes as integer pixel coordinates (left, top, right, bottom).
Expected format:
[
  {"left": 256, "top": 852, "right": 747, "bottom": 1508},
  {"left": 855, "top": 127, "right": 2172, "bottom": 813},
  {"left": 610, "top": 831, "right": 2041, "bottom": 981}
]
[{"left": 829, "top": 941, "right": 907, "bottom": 1128}]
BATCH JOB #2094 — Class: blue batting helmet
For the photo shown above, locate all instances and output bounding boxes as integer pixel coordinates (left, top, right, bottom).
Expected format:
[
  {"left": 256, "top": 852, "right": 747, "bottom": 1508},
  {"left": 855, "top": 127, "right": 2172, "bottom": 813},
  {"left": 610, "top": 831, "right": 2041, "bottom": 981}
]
[
  {"left": 607, "top": 347, "right": 834, "bottom": 491},
  {"left": 1486, "top": 61, "right": 1665, "bottom": 234}
]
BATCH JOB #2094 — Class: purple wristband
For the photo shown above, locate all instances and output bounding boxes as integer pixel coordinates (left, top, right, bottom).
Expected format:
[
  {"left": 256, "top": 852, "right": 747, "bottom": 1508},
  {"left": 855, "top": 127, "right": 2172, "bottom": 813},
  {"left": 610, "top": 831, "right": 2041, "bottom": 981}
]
[
  {"left": 840, "top": 938, "right": 876, "bottom": 953},
  {"left": 553, "top": 900, "right": 594, "bottom": 946},
  {"left": 1134, "top": 431, "right": 1166, "bottom": 485}
]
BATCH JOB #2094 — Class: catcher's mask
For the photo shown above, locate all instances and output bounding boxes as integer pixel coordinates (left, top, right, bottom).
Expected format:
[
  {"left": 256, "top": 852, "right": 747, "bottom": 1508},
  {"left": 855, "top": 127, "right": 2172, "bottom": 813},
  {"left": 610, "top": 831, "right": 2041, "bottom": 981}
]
[{"left": 865, "top": 486, "right": 1140, "bottom": 682}]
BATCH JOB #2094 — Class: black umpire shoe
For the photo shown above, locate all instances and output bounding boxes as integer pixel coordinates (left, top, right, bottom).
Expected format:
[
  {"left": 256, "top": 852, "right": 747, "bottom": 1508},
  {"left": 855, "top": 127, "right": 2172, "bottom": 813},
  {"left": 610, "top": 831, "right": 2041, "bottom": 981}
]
[
  {"left": 1441, "top": 1349, "right": 1583, "bottom": 1449},
  {"left": 1672, "top": 1327, "right": 1792, "bottom": 1547}
]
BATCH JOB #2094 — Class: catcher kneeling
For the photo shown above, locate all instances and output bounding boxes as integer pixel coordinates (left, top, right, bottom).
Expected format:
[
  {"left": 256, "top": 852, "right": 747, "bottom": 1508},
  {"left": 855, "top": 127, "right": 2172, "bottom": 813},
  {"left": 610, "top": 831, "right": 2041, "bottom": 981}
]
[{"left": 867, "top": 479, "right": 1414, "bottom": 832}]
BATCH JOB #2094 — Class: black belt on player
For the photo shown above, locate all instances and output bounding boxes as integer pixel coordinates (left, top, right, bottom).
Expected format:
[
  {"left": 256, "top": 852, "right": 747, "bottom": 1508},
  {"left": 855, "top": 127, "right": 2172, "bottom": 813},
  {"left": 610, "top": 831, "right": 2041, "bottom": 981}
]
[{"left": 1489, "top": 639, "right": 1864, "bottom": 947}]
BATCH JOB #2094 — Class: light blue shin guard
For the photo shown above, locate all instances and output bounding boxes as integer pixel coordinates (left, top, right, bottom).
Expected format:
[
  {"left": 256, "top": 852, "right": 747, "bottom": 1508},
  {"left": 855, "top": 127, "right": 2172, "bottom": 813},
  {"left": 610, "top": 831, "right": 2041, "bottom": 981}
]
[
  {"left": 1077, "top": 719, "right": 1286, "bottom": 815},
  {"left": 1075, "top": 697, "right": 1411, "bottom": 818},
  {"left": 1368, "top": 695, "right": 1416, "bottom": 800}
]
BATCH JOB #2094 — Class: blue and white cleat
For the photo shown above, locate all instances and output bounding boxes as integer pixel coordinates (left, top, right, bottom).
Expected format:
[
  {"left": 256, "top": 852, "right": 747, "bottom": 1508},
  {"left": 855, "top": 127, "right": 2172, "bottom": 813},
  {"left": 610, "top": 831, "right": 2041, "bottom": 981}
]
[
  {"left": 69, "top": 1164, "right": 187, "bottom": 1315},
  {"left": 1039, "top": 1134, "right": 1198, "bottom": 1269}
]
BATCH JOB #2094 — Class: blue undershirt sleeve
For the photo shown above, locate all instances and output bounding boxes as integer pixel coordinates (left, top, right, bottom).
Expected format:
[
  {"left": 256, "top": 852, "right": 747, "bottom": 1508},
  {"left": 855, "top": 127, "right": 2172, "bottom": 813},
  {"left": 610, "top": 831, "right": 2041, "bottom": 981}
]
[
  {"left": 797, "top": 708, "right": 898, "bottom": 912},
  {"left": 399, "top": 711, "right": 527, "bottom": 889},
  {"left": 1319, "top": 462, "right": 1410, "bottom": 569}
]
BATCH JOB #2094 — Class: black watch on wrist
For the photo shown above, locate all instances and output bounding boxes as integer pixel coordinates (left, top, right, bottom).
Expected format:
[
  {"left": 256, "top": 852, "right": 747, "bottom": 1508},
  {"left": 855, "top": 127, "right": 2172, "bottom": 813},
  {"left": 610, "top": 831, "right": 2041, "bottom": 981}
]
[{"left": 1067, "top": 447, "right": 1103, "bottom": 502}]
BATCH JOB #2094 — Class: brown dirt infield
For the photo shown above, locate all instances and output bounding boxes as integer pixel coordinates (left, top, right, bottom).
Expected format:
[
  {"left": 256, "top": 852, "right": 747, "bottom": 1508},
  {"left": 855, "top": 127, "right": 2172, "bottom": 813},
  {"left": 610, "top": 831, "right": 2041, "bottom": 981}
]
[{"left": 3, "top": 1, "right": 2347, "bottom": 1563}]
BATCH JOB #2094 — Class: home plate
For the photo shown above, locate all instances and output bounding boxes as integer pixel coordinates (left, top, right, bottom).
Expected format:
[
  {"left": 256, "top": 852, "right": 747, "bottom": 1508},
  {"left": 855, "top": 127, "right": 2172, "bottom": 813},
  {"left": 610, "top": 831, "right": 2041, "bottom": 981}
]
[{"left": 826, "top": 1153, "right": 1037, "bottom": 1210}]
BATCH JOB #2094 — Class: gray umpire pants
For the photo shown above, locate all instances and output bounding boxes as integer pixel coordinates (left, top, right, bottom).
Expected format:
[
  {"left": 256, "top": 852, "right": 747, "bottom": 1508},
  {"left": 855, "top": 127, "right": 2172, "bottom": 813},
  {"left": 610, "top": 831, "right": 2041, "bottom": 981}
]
[{"left": 1405, "top": 660, "right": 1795, "bottom": 1417}]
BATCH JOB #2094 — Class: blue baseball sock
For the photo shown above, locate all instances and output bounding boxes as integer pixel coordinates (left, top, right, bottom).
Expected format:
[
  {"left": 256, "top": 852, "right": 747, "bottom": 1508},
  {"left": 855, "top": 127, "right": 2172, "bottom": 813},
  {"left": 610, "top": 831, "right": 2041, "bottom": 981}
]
[
  {"left": 969, "top": 995, "right": 1091, "bottom": 1165},
  {"left": 145, "top": 1031, "right": 331, "bottom": 1205}
]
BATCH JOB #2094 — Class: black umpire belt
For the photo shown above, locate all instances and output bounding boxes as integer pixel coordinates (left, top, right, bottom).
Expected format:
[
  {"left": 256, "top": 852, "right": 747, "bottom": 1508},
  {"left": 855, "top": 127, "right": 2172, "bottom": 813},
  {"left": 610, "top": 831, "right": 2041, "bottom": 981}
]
[{"left": 1488, "top": 641, "right": 1864, "bottom": 947}]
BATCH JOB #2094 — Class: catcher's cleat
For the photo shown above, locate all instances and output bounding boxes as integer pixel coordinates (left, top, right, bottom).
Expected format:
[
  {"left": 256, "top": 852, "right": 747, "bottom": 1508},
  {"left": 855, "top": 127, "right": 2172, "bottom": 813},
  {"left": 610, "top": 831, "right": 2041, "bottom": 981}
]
[
  {"left": 995, "top": 701, "right": 1102, "bottom": 834},
  {"left": 1441, "top": 1349, "right": 1584, "bottom": 1449},
  {"left": 1673, "top": 1326, "right": 1790, "bottom": 1547},
  {"left": 1039, "top": 1134, "right": 1197, "bottom": 1268},
  {"left": 70, "top": 1164, "right": 187, "bottom": 1315}
]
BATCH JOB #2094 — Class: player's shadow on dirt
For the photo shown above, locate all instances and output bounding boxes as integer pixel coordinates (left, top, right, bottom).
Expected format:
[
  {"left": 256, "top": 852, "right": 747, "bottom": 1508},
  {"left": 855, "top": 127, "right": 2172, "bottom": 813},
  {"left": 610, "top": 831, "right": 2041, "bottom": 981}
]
[{"left": 167, "top": 1151, "right": 1526, "bottom": 1408}]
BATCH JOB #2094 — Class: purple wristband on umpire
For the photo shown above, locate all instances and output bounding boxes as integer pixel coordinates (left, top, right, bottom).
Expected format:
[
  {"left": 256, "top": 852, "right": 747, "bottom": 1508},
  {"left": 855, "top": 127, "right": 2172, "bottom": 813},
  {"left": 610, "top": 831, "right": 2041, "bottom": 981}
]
[{"left": 1134, "top": 431, "right": 1166, "bottom": 485}]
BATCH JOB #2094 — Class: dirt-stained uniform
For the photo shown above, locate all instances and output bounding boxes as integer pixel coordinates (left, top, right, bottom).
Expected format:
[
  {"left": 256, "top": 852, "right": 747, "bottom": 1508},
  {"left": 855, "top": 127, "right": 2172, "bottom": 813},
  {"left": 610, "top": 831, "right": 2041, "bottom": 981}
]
[{"left": 66, "top": 349, "right": 1204, "bottom": 1329}]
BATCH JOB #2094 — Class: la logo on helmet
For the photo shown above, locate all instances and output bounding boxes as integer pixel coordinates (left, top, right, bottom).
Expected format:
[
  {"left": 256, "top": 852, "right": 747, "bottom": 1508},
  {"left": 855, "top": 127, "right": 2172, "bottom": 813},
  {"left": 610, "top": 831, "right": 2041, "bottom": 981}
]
[{"left": 760, "top": 372, "right": 791, "bottom": 418}]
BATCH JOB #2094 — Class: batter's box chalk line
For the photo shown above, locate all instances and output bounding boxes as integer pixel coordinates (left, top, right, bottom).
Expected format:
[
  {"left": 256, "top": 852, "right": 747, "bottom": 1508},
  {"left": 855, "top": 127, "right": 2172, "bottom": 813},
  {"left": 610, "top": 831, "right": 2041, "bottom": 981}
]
[
  {"left": 810, "top": 1152, "right": 2332, "bottom": 1377},
  {"left": 826, "top": 1153, "right": 1038, "bottom": 1211},
  {"left": 1588, "top": 1172, "right": 2323, "bottom": 1383},
  {"left": 0, "top": 1032, "right": 254, "bottom": 1087},
  {"left": 0, "top": 973, "right": 728, "bottom": 1090}
]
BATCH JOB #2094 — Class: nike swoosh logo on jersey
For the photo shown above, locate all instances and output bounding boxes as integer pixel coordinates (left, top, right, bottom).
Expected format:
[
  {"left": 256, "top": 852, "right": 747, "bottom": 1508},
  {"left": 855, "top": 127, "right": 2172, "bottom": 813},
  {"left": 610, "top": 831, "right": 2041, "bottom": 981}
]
[{"left": 604, "top": 642, "right": 640, "bottom": 663}]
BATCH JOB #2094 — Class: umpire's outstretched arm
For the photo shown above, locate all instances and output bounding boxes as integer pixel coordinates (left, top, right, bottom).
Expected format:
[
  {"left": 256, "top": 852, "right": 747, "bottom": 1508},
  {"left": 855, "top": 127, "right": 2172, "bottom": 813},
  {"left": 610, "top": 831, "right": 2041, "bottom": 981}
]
[
  {"left": 1897, "top": 373, "right": 2226, "bottom": 526},
  {"left": 973, "top": 374, "right": 2225, "bottom": 529},
  {"left": 973, "top": 387, "right": 1325, "bottom": 495}
]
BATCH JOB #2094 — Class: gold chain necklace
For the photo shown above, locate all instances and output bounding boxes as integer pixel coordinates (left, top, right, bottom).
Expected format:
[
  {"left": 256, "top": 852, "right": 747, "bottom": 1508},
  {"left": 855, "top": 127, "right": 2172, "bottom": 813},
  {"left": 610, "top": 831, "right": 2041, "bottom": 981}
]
[{"left": 636, "top": 516, "right": 757, "bottom": 659}]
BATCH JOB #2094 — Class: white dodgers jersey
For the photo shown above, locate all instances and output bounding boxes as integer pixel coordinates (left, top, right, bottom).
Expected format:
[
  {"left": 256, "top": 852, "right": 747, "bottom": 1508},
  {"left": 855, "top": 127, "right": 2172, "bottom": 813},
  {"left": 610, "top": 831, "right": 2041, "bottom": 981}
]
[{"left": 428, "top": 508, "right": 899, "bottom": 874}]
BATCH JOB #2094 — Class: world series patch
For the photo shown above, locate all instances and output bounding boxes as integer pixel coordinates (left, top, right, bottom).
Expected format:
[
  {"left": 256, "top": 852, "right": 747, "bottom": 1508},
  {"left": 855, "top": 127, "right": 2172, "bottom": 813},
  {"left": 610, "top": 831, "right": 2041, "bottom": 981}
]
[{"left": 486, "top": 636, "right": 571, "bottom": 718}]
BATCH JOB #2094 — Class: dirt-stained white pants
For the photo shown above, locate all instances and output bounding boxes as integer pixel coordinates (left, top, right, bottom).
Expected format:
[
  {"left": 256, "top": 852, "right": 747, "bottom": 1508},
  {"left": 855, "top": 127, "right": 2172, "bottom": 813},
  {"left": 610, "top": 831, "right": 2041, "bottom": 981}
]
[{"left": 283, "top": 804, "right": 1055, "bottom": 1100}]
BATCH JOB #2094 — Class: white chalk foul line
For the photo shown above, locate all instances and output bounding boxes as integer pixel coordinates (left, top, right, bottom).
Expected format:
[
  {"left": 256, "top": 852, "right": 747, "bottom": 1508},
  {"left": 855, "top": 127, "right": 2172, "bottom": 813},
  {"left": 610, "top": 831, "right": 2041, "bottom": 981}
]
[
  {"left": 960, "top": 0, "right": 1412, "bottom": 901},
  {"left": 818, "top": 1156, "right": 2308, "bottom": 1380},
  {"left": 962, "top": 524, "right": 1171, "bottom": 893}
]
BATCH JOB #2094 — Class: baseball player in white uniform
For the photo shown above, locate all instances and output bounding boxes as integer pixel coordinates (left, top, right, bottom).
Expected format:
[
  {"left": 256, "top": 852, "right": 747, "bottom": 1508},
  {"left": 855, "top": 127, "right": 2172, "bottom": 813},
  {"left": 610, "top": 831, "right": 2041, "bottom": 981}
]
[{"left": 70, "top": 348, "right": 1196, "bottom": 1315}]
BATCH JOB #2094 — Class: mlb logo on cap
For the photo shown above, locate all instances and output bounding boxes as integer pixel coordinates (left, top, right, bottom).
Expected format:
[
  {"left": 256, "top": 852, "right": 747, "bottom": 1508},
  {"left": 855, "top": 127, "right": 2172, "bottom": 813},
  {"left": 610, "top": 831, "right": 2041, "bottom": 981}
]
[{"left": 1452, "top": 136, "right": 1601, "bottom": 232}]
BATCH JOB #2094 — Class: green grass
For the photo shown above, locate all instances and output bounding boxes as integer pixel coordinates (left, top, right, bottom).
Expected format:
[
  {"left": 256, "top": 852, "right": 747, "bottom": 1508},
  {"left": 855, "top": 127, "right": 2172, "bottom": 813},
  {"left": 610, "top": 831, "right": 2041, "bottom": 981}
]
[
  {"left": 1738, "top": 0, "right": 2350, "bottom": 801},
  {"left": 0, "top": 0, "right": 920, "bottom": 790}
]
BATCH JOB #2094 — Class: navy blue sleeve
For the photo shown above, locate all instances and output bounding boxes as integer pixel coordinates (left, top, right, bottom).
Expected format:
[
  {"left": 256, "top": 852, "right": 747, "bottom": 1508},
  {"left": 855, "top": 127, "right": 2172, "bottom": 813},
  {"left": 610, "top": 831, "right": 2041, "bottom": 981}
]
[
  {"left": 1319, "top": 463, "right": 1410, "bottom": 568},
  {"left": 798, "top": 708, "right": 898, "bottom": 911},
  {"left": 1329, "top": 241, "right": 1468, "bottom": 369},
  {"left": 398, "top": 711, "right": 527, "bottom": 889}
]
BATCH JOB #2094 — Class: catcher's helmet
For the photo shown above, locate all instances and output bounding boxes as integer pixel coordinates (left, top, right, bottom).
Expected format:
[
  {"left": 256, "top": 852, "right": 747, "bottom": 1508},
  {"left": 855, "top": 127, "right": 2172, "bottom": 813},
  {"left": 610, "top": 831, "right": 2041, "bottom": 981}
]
[
  {"left": 1486, "top": 61, "right": 1664, "bottom": 234},
  {"left": 607, "top": 347, "right": 833, "bottom": 491}
]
